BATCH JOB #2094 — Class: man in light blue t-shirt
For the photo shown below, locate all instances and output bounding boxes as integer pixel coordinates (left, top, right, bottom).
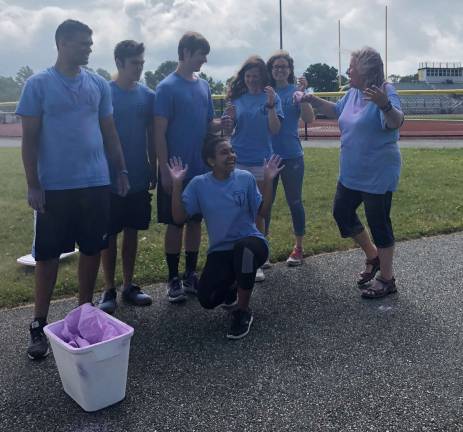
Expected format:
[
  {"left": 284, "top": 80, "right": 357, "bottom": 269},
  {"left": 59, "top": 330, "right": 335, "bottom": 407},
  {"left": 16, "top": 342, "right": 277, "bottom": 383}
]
[
  {"left": 16, "top": 20, "right": 129, "bottom": 360},
  {"left": 98, "top": 40, "right": 156, "bottom": 314},
  {"left": 154, "top": 31, "right": 226, "bottom": 304}
]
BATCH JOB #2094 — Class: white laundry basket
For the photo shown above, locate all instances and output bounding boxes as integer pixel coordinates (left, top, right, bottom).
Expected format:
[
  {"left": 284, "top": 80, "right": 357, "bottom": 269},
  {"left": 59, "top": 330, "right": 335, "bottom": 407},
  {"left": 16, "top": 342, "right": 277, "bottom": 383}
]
[{"left": 44, "top": 311, "right": 134, "bottom": 412}]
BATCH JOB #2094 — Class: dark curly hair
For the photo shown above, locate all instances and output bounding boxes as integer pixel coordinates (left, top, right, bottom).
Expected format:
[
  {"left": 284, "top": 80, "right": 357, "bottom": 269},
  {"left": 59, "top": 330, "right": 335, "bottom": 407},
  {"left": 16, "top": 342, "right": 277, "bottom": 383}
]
[
  {"left": 227, "top": 55, "right": 269, "bottom": 100},
  {"left": 266, "top": 50, "right": 295, "bottom": 87},
  {"left": 202, "top": 133, "right": 230, "bottom": 168}
]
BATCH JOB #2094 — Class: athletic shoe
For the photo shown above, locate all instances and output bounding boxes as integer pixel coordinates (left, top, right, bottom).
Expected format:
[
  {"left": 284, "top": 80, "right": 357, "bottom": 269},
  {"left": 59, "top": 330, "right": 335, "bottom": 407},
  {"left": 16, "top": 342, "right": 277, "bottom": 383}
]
[
  {"left": 182, "top": 271, "right": 199, "bottom": 295},
  {"left": 167, "top": 277, "right": 186, "bottom": 303},
  {"left": 255, "top": 267, "right": 265, "bottom": 282},
  {"left": 262, "top": 259, "right": 272, "bottom": 269},
  {"left": 98, "top": 288, "right": 117, "bottom": 314},
  {"left": 27, "top": 319, "right": 49, "bottom": 360},
  {"left": 219, "top": 288, "right": 238, "bottom": 310},
  {"left": 122, "top": 284, "right": 152, "bottom": 306},
  {"left": 286, "top": 246, "right": 303, "bottom": 267},
  {"left": 226, "top": 309, "right": 254, "bottom": 339}
]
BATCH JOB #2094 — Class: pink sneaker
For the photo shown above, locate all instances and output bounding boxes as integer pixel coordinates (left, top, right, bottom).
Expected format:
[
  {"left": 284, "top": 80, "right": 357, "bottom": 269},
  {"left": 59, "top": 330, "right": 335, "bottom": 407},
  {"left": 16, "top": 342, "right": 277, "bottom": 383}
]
[{"left": 286, "top": 247, "right": 303, "bottom": 267}]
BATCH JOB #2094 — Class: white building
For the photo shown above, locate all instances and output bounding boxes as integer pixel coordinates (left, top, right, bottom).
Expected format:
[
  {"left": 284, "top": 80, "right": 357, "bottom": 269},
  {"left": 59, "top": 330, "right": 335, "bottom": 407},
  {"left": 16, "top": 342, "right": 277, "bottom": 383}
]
[{"left": 418, "top": 62, "right": 463, "bottom": 84}]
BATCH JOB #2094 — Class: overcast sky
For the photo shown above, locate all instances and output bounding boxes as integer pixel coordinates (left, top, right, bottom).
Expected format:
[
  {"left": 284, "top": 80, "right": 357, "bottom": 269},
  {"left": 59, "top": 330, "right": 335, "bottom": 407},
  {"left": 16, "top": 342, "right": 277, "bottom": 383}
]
[{"left": 1, "top": 0, "right": 462, "bottom": 81}]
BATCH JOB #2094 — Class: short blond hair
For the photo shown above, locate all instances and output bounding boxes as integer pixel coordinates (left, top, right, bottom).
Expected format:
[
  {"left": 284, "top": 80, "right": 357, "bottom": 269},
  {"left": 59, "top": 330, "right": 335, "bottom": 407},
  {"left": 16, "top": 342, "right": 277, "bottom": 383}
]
[{"left": 351, "top": 47, "right": 385, "bottom": 88}]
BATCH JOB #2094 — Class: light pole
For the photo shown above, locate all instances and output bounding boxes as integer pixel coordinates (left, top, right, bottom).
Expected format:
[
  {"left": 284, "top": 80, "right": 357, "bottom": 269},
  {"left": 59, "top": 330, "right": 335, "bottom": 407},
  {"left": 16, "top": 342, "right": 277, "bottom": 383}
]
[
  {"left": 385, "top": 5, "right": 388, "bottom": 79},
  {"left": 279, "top": 0, "right": 283, "bottom": 49}
]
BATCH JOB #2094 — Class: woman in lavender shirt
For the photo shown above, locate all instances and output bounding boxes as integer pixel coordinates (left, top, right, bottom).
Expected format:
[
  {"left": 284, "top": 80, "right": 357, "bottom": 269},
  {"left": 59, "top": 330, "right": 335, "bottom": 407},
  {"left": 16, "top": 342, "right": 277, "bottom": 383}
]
[{"left": 305, "top": 47, "right": 404, "bottom": 299}]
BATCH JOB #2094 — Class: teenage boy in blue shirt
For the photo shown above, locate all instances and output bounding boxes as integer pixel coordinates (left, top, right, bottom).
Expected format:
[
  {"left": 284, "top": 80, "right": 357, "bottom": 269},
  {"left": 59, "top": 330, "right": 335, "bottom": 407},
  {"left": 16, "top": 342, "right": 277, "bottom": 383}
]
[
  {"left": 98, "top": 40, "right": 156, "bottom": 313},
  {"left": 154, "top": 31, "right": 225, "bottom": 303},
  {"left": 17, "top": 20, "right": 129, "bottom": 360}
]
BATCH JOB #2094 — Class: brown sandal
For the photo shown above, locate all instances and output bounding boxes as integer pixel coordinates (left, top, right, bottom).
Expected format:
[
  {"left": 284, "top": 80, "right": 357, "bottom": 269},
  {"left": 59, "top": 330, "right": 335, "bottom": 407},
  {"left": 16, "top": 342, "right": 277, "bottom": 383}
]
[
  {"left": 361, "top": 276, "right": 397, "bottom": 299},
  {"left": 357, "top": 256, "right": 380, "bottom": 287}
]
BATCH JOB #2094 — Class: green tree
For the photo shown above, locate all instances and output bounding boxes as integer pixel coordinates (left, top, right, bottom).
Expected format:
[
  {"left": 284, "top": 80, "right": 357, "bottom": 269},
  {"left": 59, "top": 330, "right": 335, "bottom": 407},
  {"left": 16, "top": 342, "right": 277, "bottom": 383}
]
[
  {"left": 388, "top": 74, "right": 401, "bottom": 83},
  {"left": 15, "top": 66, "right": 34, "bottom": 89},
  {"left": 0, "top": 76, "right": 20, "bottom": 102},
  {"left": 303, "top": 63, "right": 340, "bottom": 92},
  {"left": 144, "top": 60, "right": 178, "bottom": 89},
  {"left": 198, "top": 72, "right": 224, "bottom": 95},
  {"left": 96, "top": 68, "right": 111, "bottom": 81}
]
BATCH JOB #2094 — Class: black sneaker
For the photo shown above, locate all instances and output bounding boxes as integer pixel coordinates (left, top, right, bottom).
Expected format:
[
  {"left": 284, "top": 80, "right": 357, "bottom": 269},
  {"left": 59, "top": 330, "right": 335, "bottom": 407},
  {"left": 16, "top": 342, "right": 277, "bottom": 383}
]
[
  {"left": 27, "top": 319, "right": 49, "bottom": 360},
  {"left": 122, "top": 284, "right": 152, "bottom": 306},
  {"left": 226, "top": 309, "right": 254, "bottom": 340},
  {"left": 98, "top": 289, "right": 117, "bottom": 314},
  {"left": 167, "top": 277, "right": 186, "bottom": 303},
  {"left": 182, "top": 271, "right": 199, "bottom": 295}
]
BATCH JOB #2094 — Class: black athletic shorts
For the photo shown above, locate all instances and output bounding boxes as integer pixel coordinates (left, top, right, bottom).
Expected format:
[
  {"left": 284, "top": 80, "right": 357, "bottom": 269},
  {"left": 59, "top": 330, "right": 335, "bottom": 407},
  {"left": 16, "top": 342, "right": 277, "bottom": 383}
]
[
  {"left": 157, "top": 174, "right": 202, "bottom": 226},
  {"left": 108, "top": 190, "right": 152, "bottom": 236},
  {"left": 33, "top": 186, "right": 110, "bottom": 261}
]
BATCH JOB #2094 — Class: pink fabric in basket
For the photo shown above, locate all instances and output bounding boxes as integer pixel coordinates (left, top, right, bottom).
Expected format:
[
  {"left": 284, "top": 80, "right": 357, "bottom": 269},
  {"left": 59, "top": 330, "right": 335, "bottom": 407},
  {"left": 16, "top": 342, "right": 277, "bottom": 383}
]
[{"left": 58, "top": 304, "right": 123, "bottom": 348}]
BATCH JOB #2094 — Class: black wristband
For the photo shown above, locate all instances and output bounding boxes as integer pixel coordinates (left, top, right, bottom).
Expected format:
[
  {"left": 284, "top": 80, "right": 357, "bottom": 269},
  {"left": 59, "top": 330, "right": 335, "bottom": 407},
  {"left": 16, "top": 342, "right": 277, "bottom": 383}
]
[
  {"left": 265, "top": 103, "right": 275, "bottom": 109},
  {"left": 381, "top": 100, "right": 393, "bottom": 113}
]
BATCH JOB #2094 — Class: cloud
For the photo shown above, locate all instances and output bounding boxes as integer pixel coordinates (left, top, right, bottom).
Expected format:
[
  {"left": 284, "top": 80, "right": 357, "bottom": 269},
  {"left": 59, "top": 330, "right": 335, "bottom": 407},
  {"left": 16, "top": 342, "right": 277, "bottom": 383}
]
[{"left": 0, "top": 0, "right": 462, "bottom": 82}]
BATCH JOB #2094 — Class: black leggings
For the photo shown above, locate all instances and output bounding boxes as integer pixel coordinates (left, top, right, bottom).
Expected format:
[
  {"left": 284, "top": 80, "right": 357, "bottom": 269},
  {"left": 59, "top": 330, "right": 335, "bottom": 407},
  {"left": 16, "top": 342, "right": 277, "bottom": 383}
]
[{"left": 197, "top": 237, "right": 268, "bottom": 309}]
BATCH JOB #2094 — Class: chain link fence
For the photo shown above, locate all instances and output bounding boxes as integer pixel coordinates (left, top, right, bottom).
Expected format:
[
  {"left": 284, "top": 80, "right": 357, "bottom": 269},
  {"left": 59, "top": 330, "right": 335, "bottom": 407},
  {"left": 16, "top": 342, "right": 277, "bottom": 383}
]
[{"left": 2, "top": 90, "right": 463, "bottom": 138}]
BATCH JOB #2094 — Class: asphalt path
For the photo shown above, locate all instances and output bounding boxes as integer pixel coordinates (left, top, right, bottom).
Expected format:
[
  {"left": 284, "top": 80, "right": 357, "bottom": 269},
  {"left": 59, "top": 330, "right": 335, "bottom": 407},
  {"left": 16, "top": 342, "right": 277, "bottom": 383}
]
[
  {"left": 1, "top": 232, "right": 463, "bottom": 431},
  {"left": 0, "top": 137, "right": 20, "bottom": 147}
]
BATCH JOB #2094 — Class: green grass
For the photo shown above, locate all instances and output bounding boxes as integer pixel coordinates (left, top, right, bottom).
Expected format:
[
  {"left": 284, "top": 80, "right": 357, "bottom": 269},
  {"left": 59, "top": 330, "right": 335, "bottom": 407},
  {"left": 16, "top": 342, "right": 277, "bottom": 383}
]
[
  {"left": 405, "top": 114, "right": 463, "bottom": 121},
  {"left": 1, "top": 147, "right": 462, "bottom": 309}
]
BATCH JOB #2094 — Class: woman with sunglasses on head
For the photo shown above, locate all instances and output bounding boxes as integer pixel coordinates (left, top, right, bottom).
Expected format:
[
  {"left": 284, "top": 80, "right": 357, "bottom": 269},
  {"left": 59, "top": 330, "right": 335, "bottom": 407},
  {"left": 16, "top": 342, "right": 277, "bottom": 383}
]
[
  {"left": 167, "top": 134, "right": 283, "bottom": 339},
  {"left": 266, "top": 50, "right": 315, "bottom": 266},
  {"left": 222, "top": 55, "right": 284, "bottom": 281}
]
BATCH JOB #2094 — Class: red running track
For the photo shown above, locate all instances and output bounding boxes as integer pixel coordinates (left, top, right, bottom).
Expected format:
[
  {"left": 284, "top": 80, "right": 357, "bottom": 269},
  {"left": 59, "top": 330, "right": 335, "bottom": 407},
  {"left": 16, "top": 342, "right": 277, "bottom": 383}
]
[
  {"left": 303, "top": 119, "right": 463, "bottom": 138},
  {"left": 1, "top": 119, "right": 462, "bottom": 139}
]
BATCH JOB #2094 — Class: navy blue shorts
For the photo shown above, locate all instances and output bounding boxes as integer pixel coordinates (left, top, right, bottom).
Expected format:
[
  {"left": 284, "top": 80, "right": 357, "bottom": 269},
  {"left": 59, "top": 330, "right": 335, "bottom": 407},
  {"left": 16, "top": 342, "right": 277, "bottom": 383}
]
[
  {"left": 108, "top": 190, "right": 152, "bottom": 236},
  {"left": 332, "top": 182, "right": 395, "bottom": 248},
  {"left": 33, "top": 186, "right": 110, "bottom": 261}
]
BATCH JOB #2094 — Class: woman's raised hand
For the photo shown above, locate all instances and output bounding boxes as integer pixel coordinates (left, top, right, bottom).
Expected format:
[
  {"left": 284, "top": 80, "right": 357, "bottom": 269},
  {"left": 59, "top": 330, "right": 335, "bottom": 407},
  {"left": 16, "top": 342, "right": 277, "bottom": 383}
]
[
  {"left": 363, "top": 83, "right": 389, "bottom": 108},
  {"left": 221, "top": 103, "right": 236, "bottom": 135},
  {"left": 223, "top": 102, "right": 236, "bottom": 120},
  {"left": 263, "top": 154, "right": 285, "bottom": 181},
  {"left": 264, "top": 86, "right": 276, "bottom": 106},
  {"left": 297, "top": 76, "right": 308, "bottom": 91},
  {"left": 167, "top": 157, "right": 188, "bottom": 184}
]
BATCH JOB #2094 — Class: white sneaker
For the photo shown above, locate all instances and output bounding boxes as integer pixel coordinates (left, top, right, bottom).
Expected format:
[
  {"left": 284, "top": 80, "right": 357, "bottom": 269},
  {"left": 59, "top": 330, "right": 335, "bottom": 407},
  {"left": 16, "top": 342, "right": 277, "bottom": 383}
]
[
  {"left": 255, "top": 267, "right": 265, "bottom": 282},
  {"left": 261, "top": 259, "right": 272, "bottom": 269}
]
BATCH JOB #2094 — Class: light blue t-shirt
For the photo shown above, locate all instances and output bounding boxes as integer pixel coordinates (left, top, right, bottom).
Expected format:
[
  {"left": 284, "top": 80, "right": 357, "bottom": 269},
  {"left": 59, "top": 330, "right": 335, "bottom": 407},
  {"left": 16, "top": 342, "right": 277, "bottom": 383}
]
[
  {"left": 154, "top": 72, "right": 214, "bottom": 179},
  {"left": 335, "top": 84, "right": 402, "bottom": 194},
  {"left": 110, "top": 81, "right": 155, "bottom": 193},
  {"left": 272, "top": 84, "right": 303, "bottom": 159},
  {"left": 182, "top": 169, "right": 267, "bottom": 254},
  {"left": 231, "top": 92, "right": 284, "bottom": 166},
  {"left": 16, "top": 67, "right": 113, "bottom": 190}
]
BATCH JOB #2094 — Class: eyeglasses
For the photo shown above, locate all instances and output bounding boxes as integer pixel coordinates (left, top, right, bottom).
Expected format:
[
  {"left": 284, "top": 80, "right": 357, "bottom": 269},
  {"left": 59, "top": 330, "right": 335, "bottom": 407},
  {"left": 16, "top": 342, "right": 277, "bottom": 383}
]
[{"left": 272, "top": 65, "right": 289, "bottom": 71}]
